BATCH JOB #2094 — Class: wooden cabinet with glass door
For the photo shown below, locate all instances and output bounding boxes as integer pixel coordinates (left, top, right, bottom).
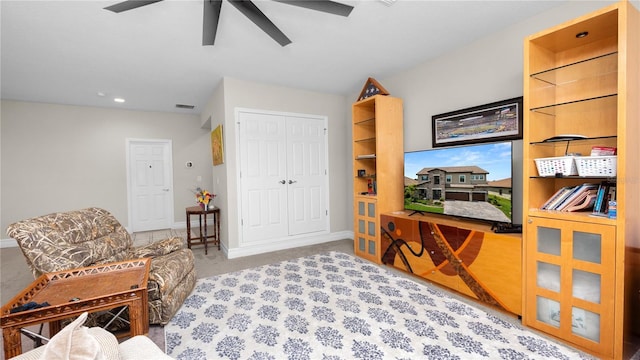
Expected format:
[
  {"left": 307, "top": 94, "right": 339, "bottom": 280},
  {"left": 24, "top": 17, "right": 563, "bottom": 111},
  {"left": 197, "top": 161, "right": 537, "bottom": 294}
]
[
  {"left": 352, "top": 95, "right": 403, "bottom": 263},
  {"left": 525, "top": 217, "right": 615, "bottom": 356},
  {"left": 522, "top": 2, "right": 639, "bottom": 359}
]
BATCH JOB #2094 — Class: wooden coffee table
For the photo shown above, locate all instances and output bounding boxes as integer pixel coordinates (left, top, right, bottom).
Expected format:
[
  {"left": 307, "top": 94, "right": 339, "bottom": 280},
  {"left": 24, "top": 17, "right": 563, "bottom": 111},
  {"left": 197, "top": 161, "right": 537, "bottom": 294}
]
[{"left": 1, "top": 258, "right": 150, "bottom": 358}]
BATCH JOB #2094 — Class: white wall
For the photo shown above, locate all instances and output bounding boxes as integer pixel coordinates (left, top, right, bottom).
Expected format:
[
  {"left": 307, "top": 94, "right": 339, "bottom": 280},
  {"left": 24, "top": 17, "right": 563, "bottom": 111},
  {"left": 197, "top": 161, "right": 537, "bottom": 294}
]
[
  {"left": 200, "top": 77, "right": 350, "bottom": 251},
  {"left": 0, "top": 100, "right": 212, "bottom": 236},
  {"left": 1, "top": 0, "right": 623, "bottom": 247},
  {"left": 375, "top": 0, "right": 616, "bottom": 226},
  {"left": 199, "top": 80, "right": 227, "bottom": 246}
]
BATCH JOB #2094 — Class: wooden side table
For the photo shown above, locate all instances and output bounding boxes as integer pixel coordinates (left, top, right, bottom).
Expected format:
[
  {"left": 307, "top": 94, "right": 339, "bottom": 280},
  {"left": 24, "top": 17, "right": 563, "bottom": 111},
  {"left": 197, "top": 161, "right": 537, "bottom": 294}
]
[
  {"left": 186, "top": 205, "right": 220, "bottom": 255},
  {"left": 1, "top": 259, "right": 150, "bottom": 358}
]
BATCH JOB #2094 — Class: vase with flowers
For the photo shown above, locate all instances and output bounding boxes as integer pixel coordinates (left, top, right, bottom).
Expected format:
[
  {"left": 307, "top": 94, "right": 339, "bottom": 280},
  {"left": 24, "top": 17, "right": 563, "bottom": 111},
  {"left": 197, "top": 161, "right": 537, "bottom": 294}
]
[{"left": 194, "top": 187, "right": 216, "bottom": 210}]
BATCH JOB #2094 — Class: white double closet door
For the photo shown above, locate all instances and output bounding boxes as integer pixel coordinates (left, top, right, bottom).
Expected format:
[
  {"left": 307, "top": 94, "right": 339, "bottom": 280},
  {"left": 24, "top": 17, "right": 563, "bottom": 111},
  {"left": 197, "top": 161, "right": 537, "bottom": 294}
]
[{"left": 238, "top": 110, "right": 328, "bottom": 244}]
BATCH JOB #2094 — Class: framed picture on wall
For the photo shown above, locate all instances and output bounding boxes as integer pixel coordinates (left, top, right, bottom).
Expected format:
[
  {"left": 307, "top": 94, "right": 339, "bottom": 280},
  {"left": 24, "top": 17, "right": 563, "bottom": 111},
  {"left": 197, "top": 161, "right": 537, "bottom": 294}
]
[
  {"left": 211, "top": 124, "right": 224, "bottom": 166},
  {"left": 432, "top": 97, "right": 523, "bottom": 147}
]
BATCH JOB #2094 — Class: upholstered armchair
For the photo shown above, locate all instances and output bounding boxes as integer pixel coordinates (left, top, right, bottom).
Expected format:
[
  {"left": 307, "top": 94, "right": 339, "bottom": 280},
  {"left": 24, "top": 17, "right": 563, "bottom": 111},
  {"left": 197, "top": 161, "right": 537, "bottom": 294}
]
[{"left": 6, "top": 207, "right": 196, "bottom": 325}]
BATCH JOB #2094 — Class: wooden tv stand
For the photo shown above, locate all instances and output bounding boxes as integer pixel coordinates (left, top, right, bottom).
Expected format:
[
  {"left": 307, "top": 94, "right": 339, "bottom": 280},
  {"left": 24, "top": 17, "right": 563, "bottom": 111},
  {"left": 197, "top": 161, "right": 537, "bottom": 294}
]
[{"left": 380, "top": 211, "right": 522, "bottom": 316}]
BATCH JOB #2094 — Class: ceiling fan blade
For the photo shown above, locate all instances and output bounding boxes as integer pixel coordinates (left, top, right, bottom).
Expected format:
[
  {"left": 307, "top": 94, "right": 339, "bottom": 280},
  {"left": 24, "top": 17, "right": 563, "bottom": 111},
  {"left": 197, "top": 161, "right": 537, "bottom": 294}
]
[
  {"left": 272, "top": 0, "right": 353, "bottom": 17},
  {"left": 104, "top": 0, "right": 164, "bottom": 13},
  {"left": 203, "top": 0, "right": 223, "bottom": 46},
  {"left": 228, "top": 0, "right": 292, "bottom": 46}
]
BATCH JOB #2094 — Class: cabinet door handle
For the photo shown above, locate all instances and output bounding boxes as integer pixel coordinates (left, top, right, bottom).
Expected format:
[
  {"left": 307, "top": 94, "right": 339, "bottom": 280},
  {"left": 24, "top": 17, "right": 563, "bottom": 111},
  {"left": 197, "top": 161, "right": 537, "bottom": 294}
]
[
  {"left": 279, "top": 180, "right": 286, "bottom": 184},
  {"left": 527, "top": 218, "right": 533, "bottom": 224},
  {"left": 288, "top": 180, "right": 297, "bottom": 184}
]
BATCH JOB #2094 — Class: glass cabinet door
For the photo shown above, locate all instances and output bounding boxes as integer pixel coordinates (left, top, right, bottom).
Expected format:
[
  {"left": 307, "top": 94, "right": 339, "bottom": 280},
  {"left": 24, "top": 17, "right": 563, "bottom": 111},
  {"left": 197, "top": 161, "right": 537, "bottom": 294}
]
[
  {"left": 525, "top": 217, "right": 615, "bottom": 356},
  {"left": 354, "top": 197, "right": 377, "bottom": 262}
]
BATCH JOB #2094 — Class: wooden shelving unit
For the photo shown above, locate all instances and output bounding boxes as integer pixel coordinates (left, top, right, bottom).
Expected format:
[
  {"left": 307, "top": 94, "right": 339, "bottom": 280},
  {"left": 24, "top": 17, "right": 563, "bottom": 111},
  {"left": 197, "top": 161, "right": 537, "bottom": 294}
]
[
  {"left": 522, "top": 2, "right": 639, "bottom": 359},
  {"left": 352, "top": 95, "right": 403, "bottom": 263}
]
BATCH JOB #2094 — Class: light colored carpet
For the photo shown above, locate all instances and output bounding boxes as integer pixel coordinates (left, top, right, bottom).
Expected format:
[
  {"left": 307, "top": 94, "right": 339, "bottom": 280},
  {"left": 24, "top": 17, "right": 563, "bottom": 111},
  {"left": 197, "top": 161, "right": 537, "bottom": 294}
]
[{"left": 165, "top": 251, "right": 593, "bottom": 360}]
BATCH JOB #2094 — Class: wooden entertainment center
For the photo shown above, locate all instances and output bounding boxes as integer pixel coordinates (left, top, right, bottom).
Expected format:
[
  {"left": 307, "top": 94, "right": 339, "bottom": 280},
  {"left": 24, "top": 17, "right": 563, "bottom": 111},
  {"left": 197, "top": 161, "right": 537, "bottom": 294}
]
[
  {"left": 379, "top": 211, "right": 522, "bottom": 316},
  {"left": 352, "top": 2, "right": 638, "bottom": 359},
  {"left": 350, "top": 82, "right": 522, "bottom": 318}
]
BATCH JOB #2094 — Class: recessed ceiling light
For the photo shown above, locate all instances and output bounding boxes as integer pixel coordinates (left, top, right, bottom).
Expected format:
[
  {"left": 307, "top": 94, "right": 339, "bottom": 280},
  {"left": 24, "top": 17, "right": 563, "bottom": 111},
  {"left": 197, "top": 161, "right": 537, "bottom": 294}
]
[
  {"left": 97, "top": 92, "right": 106, "bottom": 97},
  {"left": 114, "top": 98, "right": 125, "bottom": 103}
]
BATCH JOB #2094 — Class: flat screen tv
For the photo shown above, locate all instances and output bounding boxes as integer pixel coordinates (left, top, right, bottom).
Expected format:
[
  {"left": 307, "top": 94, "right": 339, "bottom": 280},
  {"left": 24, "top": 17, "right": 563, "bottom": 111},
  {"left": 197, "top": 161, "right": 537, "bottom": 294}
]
[{"left": 404, "top": 141, "right": 513, "bottom": 225}]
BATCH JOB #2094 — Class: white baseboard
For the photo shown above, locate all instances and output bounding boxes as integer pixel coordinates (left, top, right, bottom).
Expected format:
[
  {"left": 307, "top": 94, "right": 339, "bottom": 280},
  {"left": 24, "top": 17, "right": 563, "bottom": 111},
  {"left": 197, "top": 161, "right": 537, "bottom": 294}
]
[{"left": 227, "top": 231, "right": 354, "bottom": 259}]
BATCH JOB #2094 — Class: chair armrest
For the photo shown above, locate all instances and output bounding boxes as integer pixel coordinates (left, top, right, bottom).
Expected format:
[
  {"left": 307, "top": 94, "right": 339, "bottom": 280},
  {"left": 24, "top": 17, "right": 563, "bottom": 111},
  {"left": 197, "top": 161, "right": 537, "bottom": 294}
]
[{"left": 130, "top": 237, "right": 185, "bottom": 258}]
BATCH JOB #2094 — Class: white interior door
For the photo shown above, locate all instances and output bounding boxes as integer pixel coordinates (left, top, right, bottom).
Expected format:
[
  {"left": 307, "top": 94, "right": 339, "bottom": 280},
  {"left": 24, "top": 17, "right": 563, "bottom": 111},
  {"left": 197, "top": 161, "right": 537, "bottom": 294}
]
[
  {"left": 238, "top": 110, "right": 328, "bottom": 244},
  {"left": 127, "top": 139, "right": 174, "bottom": 232},
  {"left": 239, "top": 112, "right": 288, "bottom": 242},
  {"left": 286, "top": 116, "right": 326, "bottom": 236}
]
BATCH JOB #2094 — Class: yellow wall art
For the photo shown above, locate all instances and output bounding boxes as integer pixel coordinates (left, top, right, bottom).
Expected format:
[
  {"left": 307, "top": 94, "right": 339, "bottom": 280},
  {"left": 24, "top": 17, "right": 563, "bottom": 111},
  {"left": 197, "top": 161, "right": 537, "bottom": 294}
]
[{"left": 211, "top": 125, "right": 224, "bottom": 166}]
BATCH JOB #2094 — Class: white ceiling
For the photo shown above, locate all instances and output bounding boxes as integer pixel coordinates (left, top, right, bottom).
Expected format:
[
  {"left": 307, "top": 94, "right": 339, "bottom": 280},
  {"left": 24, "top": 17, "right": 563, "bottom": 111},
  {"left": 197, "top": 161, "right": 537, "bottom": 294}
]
[{"left": 1, "top": 0, "right": 567, "bottom": 114}]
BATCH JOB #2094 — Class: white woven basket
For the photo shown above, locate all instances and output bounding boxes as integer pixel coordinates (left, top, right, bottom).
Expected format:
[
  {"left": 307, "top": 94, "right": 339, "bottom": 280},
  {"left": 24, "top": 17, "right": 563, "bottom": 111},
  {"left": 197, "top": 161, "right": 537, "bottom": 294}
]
[
  {"left": 534, "top": 156, "right": 578, "bottom": 177},
  {"left": 575, "top": 156, "right": 617, "bottom": 177}
]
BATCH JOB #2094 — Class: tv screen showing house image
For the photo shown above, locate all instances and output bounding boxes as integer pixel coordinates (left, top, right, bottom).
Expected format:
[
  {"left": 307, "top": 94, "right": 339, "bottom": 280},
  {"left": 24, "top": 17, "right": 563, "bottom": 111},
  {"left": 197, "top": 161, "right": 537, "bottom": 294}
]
[{"left": 404, "top": 141, "right": 513, "bottom": 224}]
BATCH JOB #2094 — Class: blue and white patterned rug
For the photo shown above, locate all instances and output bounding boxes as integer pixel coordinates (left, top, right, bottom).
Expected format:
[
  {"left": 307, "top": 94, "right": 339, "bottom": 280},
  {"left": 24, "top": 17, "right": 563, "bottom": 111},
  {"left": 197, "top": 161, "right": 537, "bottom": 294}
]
[{"left": 165, "top": 251, "right": 592, "bottom": 360}]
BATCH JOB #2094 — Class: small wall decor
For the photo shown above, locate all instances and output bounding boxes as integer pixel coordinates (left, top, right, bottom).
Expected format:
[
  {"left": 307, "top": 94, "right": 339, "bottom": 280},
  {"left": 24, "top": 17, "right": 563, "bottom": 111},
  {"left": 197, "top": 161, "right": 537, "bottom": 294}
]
[
  {"left": 431, "top": 97, "right": 523, "bottom": 147},
  {"left": 211, "top": 124, "right": 224, "bottom": 165},
  {"left": 357, "top": 77, "right": 389, "bottom": 101}
]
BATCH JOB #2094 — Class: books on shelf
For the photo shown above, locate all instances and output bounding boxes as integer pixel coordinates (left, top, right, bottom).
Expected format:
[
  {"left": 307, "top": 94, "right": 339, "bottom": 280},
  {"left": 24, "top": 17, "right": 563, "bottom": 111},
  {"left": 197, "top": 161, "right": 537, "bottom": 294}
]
[
  {"left": 591, "top": 146, "right": 617, "bottom": 156},
  {"left": 541, "top": 183, "right": 600, "bottom": 212},
  {"left": 592, "top": 181, "right": 616, "bottom": 215},
  {"left": 555, "top": 183, "right": 598, "bottom": 211},
  {"left": 562, "top": 189, "right": 598, "bottom": 212},
  {"left": 541, "top": 186, "right": 575, "bottom": 210}
]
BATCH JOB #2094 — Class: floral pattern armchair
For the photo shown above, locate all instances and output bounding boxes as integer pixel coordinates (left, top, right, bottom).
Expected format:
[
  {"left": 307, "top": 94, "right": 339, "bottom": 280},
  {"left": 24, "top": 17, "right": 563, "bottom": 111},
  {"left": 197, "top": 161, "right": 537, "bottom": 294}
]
[{"left": 6, "top": 207, "right": 197, "bottom": 325}]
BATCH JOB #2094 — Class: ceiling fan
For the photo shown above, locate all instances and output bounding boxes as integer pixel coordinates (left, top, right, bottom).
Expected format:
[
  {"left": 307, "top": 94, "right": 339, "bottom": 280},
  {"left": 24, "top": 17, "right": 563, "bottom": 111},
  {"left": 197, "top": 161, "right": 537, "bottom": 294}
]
[{"left": 104, "top": 0, "right": 354, "bottom": 47}]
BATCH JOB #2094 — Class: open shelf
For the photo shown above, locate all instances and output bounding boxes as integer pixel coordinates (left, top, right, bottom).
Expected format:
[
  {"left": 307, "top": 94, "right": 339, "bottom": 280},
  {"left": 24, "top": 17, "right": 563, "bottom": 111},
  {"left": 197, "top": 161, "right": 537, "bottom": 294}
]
[
  {"left": 530, "top": 94, "right": 617, "bottom": 116},
  {"left": 526, "top": 208, "right": 616, "bottom": 225},
  {"left": 354, "top": 137, "right": 376, "bottom": 143},
  {"left": 530, "top": 52, "right": 617, "bottom": 85},
  {"left": 354, "top": 117, "right": 375, "bottom": 126},
  {"left": 530, "top": 135, "right": 616, "bottom": 146}
]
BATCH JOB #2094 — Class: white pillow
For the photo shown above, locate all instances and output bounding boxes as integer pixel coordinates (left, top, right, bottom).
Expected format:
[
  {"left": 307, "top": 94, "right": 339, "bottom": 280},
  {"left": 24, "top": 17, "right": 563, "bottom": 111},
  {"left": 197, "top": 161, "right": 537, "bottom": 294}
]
[{"left": 39, "top": 312, "right": 104, "bottom": 360}]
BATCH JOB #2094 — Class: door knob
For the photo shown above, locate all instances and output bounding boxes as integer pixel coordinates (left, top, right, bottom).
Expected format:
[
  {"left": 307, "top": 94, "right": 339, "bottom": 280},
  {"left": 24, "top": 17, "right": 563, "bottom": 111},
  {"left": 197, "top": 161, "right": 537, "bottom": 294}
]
[
  {"left": 279, "top": 180, "right": 286, "bottom": 184},
  {"left": 162, "top": 189, "right": 170, "bottom": 192},
  {"left": 288, "top": 180, "right": 297, "bottom": 184}
]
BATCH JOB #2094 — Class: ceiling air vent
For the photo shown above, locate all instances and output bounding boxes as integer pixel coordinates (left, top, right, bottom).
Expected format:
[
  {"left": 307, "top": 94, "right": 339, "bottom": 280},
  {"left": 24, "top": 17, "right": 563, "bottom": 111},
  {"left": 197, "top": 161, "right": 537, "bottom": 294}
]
[{"left": 175, "top": 104, "right": 195, "bottom": 109}]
